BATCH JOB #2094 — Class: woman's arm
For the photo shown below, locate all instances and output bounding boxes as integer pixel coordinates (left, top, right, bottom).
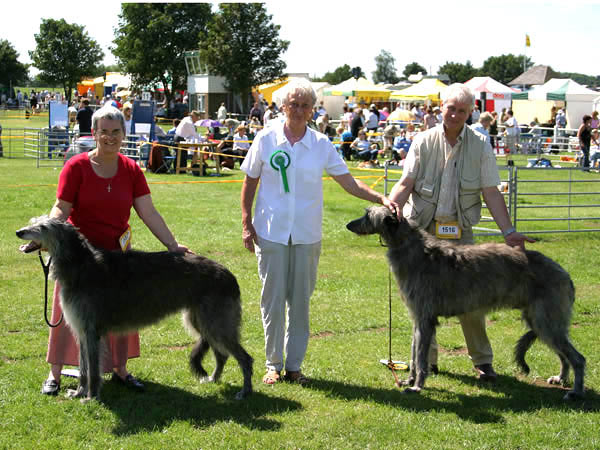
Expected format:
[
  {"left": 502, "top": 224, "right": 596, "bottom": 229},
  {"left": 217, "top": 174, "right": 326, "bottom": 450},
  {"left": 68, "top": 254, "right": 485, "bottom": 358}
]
[
  {"left": 331, "top": 173, "right": 399, "bottom": 214},
  {"left": 241, "top": 175, "right": 260, "bottom": 253},
  {"left": 49, "top": 198, "right": 73, "bottom": 220},
  {"left": 133, "top": 194, "right": 189, "bottom": 253}
]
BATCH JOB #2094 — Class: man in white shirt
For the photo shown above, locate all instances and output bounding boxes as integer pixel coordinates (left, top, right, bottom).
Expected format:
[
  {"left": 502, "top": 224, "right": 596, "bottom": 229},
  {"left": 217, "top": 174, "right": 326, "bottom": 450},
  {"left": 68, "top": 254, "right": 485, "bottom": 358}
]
[
  {"left": 503, "top": 109, "right": 520, "bottom": 153},
  {"left": 241, "top": 79, "right": 398, "bottom": 386},
  {"left": 217, "top": 102, "right": 227, "bottom": 122},
  {"left": 175, "top": 110, "right": 201, "bottom": 165}
]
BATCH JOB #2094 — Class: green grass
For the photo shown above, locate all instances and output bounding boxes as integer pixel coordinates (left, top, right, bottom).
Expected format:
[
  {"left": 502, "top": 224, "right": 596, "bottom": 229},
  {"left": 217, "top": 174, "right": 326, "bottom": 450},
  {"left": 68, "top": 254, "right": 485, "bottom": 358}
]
[{"left": 1, "top": 144, "right": 599, "bottom": 449}]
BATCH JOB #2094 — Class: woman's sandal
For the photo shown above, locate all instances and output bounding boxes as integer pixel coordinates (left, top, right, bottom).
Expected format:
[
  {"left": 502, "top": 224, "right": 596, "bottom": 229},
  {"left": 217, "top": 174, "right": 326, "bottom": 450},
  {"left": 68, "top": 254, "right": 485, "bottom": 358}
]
[
  {"left": 262, "top": 370, "right": 280, "bottom": 385},
  {"left": 283, "top": 371, "right": 309, "bottom": 385}
]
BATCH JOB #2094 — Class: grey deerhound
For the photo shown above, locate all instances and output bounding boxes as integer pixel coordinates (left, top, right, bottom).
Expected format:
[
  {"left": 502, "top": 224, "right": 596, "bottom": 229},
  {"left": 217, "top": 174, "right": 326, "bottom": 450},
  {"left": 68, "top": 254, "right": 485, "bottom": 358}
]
[
  {"left": 347, "top": 206, "right": 585, "bottom": 400},
  {"left": 16, "top": 216, "right": 253, "bottom": 401}
]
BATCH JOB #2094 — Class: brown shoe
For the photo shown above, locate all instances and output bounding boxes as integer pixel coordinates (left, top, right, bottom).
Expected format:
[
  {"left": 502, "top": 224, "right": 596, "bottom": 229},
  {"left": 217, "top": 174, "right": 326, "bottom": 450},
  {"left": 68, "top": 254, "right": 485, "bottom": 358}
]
[
  {"left": 283, "top": 371, "right": 309, "bottom": 385},
  {"left": 475, "top": 364, "right": 497, "bottom": 381}
]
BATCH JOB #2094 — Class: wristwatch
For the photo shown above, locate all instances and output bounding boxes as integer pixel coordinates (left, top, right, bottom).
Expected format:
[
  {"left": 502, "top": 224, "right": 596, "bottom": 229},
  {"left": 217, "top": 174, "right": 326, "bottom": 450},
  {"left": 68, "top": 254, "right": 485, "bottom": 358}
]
[{"left": 502, "top": 226, "right": 516, "bottom": 237}]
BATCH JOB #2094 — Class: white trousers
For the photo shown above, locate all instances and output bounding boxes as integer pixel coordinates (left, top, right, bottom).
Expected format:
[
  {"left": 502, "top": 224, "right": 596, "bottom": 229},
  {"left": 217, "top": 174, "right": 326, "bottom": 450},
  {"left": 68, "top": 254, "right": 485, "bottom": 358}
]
[{"left": 255, "top": 237, "right": 321, "bottom": 372}]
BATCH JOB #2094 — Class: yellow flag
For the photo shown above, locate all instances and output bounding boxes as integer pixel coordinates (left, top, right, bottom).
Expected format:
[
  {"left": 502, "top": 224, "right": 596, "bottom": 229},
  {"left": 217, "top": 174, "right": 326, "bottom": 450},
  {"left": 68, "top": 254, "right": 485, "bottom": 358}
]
[{"left": 526, "top": 34, "right": 531, "bottom": 47}]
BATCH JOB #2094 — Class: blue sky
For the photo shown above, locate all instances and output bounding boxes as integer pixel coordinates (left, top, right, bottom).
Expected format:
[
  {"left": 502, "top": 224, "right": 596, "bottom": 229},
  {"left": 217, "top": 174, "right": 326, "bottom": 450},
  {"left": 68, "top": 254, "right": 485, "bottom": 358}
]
[{"left": 5, "top": 0, "right": 600, "bottom": 80}]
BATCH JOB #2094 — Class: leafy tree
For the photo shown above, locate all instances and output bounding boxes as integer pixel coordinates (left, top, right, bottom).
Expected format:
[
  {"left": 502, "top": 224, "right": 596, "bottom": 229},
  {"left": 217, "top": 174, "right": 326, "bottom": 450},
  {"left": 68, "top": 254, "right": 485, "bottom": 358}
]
[
  {"left": 480, "top": 54, "right": 533, "bottom": 85},
  {"left": 403, "top": 62, "right": 427, "bottom": 79},
  {"left": 198, "top": 3, "right": 289, "bottom": 112},
  {"left": 438, "top": 61, "right": 478, "bottom": 84},
  {"left": 558, "top": 72, "right": 600, "bottom": 88},
  {"left": 372, "top": 50, "right": 400, "bottom": 84},
  {"left": 113, "top": 3, "right": 213, "bottom": 106},
  {"left": 29, "top": 19, "right": 103, "bottom": 103},
  {"left": 91, "top": 64, "right": 124, "bottom": 78},
  {"left": 313, "top": 64, "right": 364, "bottom": 85},
  {"left": 0, "top": 40, "right": 29, "bottom": 90}
]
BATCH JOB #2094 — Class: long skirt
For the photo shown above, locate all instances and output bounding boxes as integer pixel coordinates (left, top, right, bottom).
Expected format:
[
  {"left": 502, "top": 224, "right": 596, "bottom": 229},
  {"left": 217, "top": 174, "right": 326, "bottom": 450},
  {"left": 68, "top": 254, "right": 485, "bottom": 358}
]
[{"left": 46, "top": 282, "right": 140, "bottom": 372}]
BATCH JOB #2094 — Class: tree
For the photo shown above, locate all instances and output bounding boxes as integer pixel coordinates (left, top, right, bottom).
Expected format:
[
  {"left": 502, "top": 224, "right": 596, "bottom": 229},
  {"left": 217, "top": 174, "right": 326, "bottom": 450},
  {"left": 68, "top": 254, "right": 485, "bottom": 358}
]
[
  {"left": 403, "top": 62, "right": 427, "bottom": 79},
  {"left": 372, "top": 50, "right": 400, "bottom": 84},
  {"left": 438, "top": 61, "right": 478, "bottom": 84},
  {"left": 29, "top": 19, "right": 103, "bottom": 103},
  {"left": 0, "top": 40, "right": 29, "bottom": 91},
  {"left": 113, "top": 3, "right": 213, "bottom": 106},
  {"left": 198, "top": 3, "right": 289, "bottom": 112},
  {"left": 313, "top": 64, "right": 364, "bottom": 85},
  {"left": 480, "top": 54, "right": 533, "bottom": 85}
]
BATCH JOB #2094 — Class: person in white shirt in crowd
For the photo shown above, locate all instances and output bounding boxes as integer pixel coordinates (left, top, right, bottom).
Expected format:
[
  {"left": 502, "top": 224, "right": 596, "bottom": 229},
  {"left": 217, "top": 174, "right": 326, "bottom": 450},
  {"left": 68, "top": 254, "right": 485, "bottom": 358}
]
[
  {"left": 217, "top": 102, "right": 227, "bottom": 122},
  {"left": 470, "top": 104, "right": 481, "bottom": 124},
  {"left": 503, "top": 110, "right": 520, "bottom": 153},
  {"left": 122, "top": 103, "right": 133, "bottom": 136},
  {"left": 365, "top": 104, "right": 380, "bottom": 132},
  {"left": 240, "top": 78, "right": 399, "bottom": 386},
  {"left": 470, "top": 111, "right": 494, "bottom": 145},
  {"left": 175, "top": 110, "right": 201, "bottom": 166},
  {"left": 263, "top": 103, "right": 277, "bottom": 126}
]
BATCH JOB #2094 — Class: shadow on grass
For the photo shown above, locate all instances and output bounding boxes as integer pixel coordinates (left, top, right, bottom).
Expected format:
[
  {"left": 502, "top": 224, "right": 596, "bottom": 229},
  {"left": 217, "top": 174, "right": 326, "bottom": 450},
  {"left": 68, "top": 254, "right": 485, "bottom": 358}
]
[
  {"left": 100, "top": 381, "right": 301, "bottom": 436},
  {"left": 306, "top": 370, "right": 600, "bottom": 424}
]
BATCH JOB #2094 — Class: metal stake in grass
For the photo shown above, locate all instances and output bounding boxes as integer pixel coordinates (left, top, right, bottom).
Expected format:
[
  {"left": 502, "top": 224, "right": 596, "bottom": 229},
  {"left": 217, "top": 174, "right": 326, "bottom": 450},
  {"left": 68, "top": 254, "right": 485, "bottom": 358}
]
[{"left": 379, "top": 265, "right": 408, "bottom": 386}]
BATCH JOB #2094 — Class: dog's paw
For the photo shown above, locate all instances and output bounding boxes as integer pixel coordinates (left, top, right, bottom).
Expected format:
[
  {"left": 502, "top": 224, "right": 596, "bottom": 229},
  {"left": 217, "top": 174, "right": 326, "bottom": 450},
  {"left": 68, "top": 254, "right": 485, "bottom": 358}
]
[
  {"left": 547, "top": 375, "right": 567, "bottom": 386},
  {"left": 66, "top": 387, "right": 86, "bottom": 399},
  {"left": 235, "top": 389, "right": 251, "bottom": 400},
  {"left": 400, "top": 377, "right": 416, "bottom": 387},
  {"left": 401, "top": 386, "right": 421, "bottom": 395},
  {"left": 563, "top": 390, "right": 584, "bottom": 401}
]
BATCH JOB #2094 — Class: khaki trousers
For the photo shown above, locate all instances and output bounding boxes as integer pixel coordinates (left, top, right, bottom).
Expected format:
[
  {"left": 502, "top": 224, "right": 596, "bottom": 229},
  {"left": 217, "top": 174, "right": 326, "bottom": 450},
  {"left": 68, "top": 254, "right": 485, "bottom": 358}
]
[
  {"left": 425, "top": 223, "right": 493, "bottom": 366},
  {"left": 255, "top": 237, "right": 321, "bottom": 372}
]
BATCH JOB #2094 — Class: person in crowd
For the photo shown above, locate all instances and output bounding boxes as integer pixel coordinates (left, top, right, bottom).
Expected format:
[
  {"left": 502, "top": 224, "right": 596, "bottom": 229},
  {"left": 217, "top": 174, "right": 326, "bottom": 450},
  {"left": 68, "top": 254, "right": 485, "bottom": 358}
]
[
  {"left": 577, "top": 114, "right": 593, "bottom": 171},
  {"left": 503, "top": 109, "right": 520, "bottom": 153},
  {"left": 365, "top": 104, "right": 380, "bottom": 132},
  {"left": 26, "top": 106, "right": 190, "bottom": 396},
  {"left": 389, "top": 83, "right": 533, "bottom": 382},
  {"left": 263, "top": 103, "right": 277, "bottom": 125},
  {"left": 217, "top": 102, "right": 228, "bottom": 122},
  {"left": 249, "top": 102, "right": 263, "bottom": 124},
  {"left": 590, "top": 110, "right": 599, "bottom": 129},
  {"left": 340, "top": 105, "right": 353, "bottom": 131},
  {"left": 122, "top": 103, "right": 133, "bottom": 135},
  {"left": 350, "top": 107, "right": 365, "bottom": 139},
  {"left": 555, "top": 108, "right": 567, "bottom": 143},
  {"left": 392, "top": 129, "right": 412, "bottom": 162},
  {"left": 489, "top": 111, "right": 499, "bottom": 150},
  {"left": 423, "top": 106, "right": 437, "bottom": 129},
  {"left": 76, "top": 100, "right": 94, "bottom": 136},
  {"left": 470, "top": 111, "right": 494, "bottom": 145},
  {"left": 175, "top": 110, "right": 201, "bottom": 166},
  {"left": 167, "top": 119, "right": 181, "bottom": 135},
  {"left": 470, "top": 103, "right": 481, "bottom": 124},
  {"left": 380, "top": 106, "right": 390, "bottom": 121},
  {"left": 589, "top": 128, "right": 600, "bottom": 169},
  {"left": 338, "top": 126, "right": 354, "bottom": 160},
  {"left": 240, "top": 78, "right": 398, "bottom": 386},
  {"left": 350, "top": 130, "right": 379, "bottom": 162}
]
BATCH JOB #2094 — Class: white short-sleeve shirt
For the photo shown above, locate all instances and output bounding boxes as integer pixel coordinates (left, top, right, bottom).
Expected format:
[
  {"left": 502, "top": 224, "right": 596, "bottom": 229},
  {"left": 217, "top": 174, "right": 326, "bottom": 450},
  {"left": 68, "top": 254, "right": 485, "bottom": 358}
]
[{"left": 241, "top": 122, "right": 349, "bottom": 245}]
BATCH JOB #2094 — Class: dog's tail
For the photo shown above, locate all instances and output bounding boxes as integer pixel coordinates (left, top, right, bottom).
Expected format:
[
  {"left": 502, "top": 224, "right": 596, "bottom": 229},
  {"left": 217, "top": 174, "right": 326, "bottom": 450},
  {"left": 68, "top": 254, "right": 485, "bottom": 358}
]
[{"left": 514, "top": 330, "right": 537, "bottom": 374}]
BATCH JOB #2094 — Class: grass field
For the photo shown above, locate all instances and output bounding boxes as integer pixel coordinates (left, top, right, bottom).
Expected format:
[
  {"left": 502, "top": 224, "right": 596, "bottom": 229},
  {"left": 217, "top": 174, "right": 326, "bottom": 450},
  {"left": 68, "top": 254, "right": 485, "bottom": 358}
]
[{"left": 1, "top": 119, "right": 599, "bottom": 449}]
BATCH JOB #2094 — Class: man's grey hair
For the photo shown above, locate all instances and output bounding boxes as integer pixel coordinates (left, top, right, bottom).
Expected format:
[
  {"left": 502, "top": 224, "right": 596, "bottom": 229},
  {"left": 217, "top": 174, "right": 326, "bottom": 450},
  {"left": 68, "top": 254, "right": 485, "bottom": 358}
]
[
  {"left": 280, "top": 78, "right": 317, "bottom": 108},
  {"left": 441, "top": 83, "right": 475, "bottom": 109},
  {"left": 92, "top": 106, "right": 126, "bottom": 134}
]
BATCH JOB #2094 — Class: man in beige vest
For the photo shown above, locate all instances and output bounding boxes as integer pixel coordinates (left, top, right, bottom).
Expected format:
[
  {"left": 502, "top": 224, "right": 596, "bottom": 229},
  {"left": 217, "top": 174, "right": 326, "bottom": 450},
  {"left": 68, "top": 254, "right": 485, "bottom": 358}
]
[{"left": 389, "top": 83, "right": 534, "bottom": 381}]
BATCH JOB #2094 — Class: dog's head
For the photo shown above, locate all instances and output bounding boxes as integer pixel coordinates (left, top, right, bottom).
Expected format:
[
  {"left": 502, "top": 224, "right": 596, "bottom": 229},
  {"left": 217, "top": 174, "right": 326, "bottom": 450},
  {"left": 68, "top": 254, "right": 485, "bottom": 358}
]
[
  {"left": 16, "top": 216, "right": 70, "bottom": 254},
  {"left": 346, "top": 206, "right": 415, "bottom": 244}
]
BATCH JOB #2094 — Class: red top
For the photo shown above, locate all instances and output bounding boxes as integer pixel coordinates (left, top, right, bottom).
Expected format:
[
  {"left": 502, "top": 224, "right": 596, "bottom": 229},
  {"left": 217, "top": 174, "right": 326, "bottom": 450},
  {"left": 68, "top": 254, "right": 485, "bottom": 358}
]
[{"left": 57, "top": 152, "right": 150, "bottom": 250}]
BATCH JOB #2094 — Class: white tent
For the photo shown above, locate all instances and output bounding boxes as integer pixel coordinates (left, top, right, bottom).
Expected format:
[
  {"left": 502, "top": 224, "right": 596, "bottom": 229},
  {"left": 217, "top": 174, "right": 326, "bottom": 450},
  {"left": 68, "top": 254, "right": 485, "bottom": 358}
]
[
  {"left": 464, "top": 76, "right": 518, "bottom": 113},
  {"left": 512, "top": 79, "right": 600, "bottom": 128}
]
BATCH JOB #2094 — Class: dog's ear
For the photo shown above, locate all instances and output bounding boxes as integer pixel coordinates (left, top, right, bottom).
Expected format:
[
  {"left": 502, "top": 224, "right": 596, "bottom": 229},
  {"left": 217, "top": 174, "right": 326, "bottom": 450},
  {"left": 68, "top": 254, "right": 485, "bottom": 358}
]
[{"left": 383, "top": 211, "right": 399, "bottom": 231}]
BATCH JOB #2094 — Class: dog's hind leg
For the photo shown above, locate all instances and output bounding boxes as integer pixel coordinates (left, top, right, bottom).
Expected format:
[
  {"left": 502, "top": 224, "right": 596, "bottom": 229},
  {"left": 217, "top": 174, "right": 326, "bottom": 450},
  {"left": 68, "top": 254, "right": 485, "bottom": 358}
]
[
  {"left": 190, "top": 338, "right": 210, "bottom": 379},
  {"left": 547, "top": 338, "right": 586, "bottom": 400},
  {"left": 225, "top": 342, "right": 253, "bottom": 400},
  {"left": 514, "top": 330, "right": 537, "bottom": 374}
]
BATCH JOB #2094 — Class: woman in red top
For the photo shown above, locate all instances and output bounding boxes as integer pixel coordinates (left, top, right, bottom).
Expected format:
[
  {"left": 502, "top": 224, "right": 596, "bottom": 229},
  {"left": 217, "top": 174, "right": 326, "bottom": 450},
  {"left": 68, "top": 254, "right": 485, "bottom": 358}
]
[{"left": 41, "top": 106, "right": 190, "bottom": 396}]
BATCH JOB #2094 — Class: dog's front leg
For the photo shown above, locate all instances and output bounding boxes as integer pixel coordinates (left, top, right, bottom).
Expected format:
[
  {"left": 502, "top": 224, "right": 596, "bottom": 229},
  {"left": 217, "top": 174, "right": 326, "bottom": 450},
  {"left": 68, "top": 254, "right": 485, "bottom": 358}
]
[
  {"left": 84, "top": 331, "right": 103, "bottom": 401},
  {"left": 67, "top": 331, "right": 89, "bottom": 400},
  {"left": 401, "top": 322, "right": 418, "bottom": 387},
  {"left": 403, "top": 320, "right": 435, "bottom": 394}
]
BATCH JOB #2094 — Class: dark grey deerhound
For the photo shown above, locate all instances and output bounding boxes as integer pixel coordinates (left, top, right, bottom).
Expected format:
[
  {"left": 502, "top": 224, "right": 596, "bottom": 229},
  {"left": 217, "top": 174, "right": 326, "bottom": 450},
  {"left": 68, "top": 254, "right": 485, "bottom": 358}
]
[
  {"left": 347, "top": 206, "right": 585, "bottom": 400},
  {"left": 16, "top": 216, "right": 253, "bottom": 401}
]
